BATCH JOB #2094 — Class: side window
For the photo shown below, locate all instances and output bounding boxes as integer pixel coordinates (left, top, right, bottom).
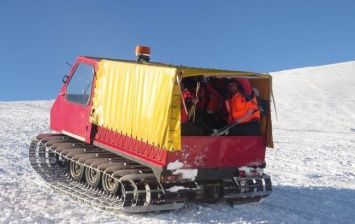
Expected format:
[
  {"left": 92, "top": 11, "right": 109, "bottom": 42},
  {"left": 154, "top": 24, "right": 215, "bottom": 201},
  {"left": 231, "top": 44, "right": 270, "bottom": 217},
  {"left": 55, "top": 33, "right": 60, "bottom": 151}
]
[{"left": 66, "top": 63, "right": 95, "bottom": 106}]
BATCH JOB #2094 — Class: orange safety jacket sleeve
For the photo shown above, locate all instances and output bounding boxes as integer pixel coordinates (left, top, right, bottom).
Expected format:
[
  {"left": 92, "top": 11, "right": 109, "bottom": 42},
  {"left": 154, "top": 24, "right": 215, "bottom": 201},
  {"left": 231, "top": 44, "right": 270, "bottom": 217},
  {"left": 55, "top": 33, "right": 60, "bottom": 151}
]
[{"left": 225, "top": 93, "right": 260, "bottom": 124}]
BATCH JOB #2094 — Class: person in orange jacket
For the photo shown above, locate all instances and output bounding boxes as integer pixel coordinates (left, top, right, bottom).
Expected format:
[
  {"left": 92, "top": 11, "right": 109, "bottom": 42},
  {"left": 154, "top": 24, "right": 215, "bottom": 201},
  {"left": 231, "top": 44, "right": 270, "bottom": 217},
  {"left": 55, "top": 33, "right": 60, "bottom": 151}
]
[{"left": 225, "top": 78, "right": 261, "bottom": 136}]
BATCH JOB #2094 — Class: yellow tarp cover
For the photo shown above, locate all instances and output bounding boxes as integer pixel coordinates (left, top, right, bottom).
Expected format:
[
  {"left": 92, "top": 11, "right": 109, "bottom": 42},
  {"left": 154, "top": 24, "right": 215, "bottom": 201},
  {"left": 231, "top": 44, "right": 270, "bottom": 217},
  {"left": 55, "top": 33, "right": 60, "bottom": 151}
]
[
  {"left": 91, "top": 60, "right": 181, "bottom": 151},
  {"left": 90, "top": 60, "right": 274, "bottom": 151}
]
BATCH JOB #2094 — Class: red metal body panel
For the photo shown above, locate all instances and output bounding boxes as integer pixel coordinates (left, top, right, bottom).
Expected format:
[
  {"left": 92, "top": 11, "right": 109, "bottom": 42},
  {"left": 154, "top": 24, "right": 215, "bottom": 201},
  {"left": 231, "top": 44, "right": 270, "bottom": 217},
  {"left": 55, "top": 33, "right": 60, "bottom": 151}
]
[
  {"left": 94, "top": 126, "right": 167, "bottom": 167},
  {"left": 61, "top": 102, "right": 93, "bottom": 142},
  {"left": 50, "top": 57, "right": 98, "bottom": 143},
  {"left": 93, "top": 126, "right": 266, "bottom": 170},
  {"left": 171, "top": 136, "right": 266, "bottom": 168},
  {"left": 50, "top": 87, "right": 65, "bottom": 132}
]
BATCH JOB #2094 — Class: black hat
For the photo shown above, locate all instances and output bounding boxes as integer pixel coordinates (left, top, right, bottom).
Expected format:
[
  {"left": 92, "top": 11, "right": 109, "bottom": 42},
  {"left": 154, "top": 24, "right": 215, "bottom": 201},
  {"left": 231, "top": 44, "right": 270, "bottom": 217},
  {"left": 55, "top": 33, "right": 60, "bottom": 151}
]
[{"left": 226, "top": 78, "right": 238, "bottom": 85}]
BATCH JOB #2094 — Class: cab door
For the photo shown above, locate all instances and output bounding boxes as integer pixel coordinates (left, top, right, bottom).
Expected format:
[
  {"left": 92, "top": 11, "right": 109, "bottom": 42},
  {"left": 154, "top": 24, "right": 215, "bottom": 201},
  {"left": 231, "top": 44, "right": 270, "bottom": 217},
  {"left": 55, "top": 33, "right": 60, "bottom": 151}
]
[{"left": 60, "top": 58, "right": 97, "bottom": 143}]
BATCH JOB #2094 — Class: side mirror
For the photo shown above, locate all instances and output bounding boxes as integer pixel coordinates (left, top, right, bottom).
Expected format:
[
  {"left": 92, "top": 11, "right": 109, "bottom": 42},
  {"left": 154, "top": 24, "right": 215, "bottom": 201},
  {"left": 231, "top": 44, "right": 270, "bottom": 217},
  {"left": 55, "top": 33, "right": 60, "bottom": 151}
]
[{"left": 62, "top": 75, "right": 69, "bottom": 83}]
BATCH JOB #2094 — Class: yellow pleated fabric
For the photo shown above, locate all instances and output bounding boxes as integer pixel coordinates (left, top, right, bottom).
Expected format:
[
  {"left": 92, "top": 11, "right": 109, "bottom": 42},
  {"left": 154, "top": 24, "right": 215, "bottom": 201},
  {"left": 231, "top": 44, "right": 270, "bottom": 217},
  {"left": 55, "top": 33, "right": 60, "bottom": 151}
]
[{"left": 91, "top": 60, "right": 181, "bottom": 151}]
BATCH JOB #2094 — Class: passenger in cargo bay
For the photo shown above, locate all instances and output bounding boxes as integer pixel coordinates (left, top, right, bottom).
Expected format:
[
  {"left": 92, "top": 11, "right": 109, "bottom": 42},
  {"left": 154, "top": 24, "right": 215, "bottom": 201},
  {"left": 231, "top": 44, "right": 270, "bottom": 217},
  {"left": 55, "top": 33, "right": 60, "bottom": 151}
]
[
  {"left": 180, "top": 77, "right": 261, "bottom": 136},
  {"left": 225, "top": 79, "right": 261, "bottom": 136}
]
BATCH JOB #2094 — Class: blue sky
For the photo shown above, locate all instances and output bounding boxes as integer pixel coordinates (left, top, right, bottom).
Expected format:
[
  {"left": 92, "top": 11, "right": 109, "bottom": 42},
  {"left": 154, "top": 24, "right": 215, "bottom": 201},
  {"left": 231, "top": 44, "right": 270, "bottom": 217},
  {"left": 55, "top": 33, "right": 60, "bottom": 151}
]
[{"left": 1, "top": 1, "right": 355, "bottom": 101}]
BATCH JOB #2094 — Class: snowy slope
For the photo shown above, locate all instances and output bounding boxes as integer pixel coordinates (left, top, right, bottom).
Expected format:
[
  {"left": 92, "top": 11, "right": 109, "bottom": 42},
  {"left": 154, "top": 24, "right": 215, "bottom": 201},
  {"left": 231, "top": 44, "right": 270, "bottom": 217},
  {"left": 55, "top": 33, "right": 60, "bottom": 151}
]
[{"left": 0, "top": 61, "right": 354, "bottom": 224}]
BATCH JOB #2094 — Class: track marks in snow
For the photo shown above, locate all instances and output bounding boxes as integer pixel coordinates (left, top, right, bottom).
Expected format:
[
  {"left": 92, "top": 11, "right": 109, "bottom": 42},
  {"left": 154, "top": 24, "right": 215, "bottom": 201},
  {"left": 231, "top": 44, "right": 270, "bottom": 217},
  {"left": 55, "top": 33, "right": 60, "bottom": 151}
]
[{"left": 301, "top": 78, "right": 327, "bottom": 130}]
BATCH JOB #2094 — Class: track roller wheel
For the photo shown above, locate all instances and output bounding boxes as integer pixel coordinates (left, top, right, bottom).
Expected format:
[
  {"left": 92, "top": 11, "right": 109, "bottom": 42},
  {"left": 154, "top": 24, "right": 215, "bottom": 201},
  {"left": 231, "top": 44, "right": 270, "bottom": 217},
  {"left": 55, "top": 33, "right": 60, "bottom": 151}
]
[
  {"left": 144, "top": 183, "right": 158, "bottom": 206},
  {"left": 121, "top": 180, "right": 147, "bottom": 207},
  {"left": 121, "top": 180, "right": 135, "bottom": 207},
  {"left": 135, "top": 182, "right": 147, "bottom": 206},
  {"left": 85, "top": 166, "right": 101, "bottom": 188},
  {"left": 69, "top": 161, "right": 85, "bottom": 182},
  {"left": 102, "top": 173, "right": 121, "bottom": 196}
]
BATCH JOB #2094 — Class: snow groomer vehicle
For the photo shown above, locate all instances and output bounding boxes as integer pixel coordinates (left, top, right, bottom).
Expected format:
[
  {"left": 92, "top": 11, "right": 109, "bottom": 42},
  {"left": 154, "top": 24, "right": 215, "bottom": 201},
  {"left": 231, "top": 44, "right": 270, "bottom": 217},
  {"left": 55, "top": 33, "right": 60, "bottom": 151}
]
[{"left": 29, "top": 46, "right": 274, "bottom": 212}]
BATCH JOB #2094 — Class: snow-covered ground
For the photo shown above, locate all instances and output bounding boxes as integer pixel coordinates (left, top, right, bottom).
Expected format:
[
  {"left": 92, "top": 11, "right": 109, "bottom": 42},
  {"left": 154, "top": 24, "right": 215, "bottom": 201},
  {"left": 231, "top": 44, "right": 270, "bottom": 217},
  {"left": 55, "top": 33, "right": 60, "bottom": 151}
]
[{"left": 1, "top": 61, "right": 355, "bottom": 223}]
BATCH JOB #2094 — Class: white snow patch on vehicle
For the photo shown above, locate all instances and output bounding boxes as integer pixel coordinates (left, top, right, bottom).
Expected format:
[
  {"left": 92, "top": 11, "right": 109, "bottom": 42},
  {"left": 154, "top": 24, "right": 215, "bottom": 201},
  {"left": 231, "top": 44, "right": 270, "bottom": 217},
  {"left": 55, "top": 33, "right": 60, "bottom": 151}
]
[
  {"left": 165, "top": 186, "right": 188, "bottom": 192},
  {"left": 172, "top": 169, "right": 198, "bottom": 181},
  {"left": 167, "top": 160, "right": 184, "bottom": 170}
]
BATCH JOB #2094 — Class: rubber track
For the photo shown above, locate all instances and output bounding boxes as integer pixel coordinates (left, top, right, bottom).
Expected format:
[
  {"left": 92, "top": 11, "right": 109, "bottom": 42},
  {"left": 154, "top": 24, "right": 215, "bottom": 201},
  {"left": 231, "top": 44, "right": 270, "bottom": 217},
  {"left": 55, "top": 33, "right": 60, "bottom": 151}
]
[{"left": 29, "top": 134, "right": 184, "bottom": 213}]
